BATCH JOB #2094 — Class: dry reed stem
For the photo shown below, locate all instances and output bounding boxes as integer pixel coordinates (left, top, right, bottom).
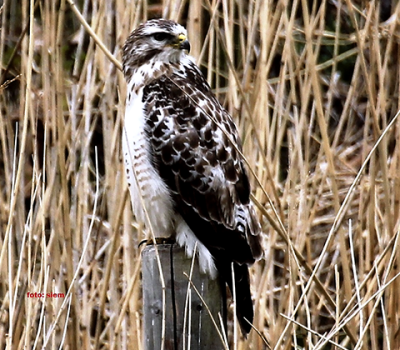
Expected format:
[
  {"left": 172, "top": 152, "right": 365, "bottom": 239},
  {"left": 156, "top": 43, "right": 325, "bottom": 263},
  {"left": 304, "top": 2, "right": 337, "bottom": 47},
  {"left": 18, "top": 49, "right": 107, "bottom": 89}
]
[{"left": 1, "top": 0, "right": 400, "bottom": 349}]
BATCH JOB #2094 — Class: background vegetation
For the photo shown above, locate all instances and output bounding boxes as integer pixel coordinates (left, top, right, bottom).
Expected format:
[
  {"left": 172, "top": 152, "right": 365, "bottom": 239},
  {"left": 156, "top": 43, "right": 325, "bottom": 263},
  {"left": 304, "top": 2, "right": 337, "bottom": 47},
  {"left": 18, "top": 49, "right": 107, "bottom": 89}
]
[{"left": 1, "top": 0, "right": 400, "bottom": 349}]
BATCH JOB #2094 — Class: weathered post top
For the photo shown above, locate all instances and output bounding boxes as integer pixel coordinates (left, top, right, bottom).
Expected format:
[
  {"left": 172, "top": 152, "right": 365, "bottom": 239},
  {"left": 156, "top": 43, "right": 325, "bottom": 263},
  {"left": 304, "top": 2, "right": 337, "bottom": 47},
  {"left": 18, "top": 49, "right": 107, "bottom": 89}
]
[{"left": 142, "top": 243, "right": 227, "bottom": 350}]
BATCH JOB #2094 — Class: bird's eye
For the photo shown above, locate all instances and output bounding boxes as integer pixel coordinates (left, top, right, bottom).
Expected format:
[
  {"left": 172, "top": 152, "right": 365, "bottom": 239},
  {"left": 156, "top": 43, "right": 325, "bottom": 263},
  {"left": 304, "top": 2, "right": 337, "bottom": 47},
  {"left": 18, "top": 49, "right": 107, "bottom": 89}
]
[{"left": 153, "top": 32, "right": 172, "bottom": 41}]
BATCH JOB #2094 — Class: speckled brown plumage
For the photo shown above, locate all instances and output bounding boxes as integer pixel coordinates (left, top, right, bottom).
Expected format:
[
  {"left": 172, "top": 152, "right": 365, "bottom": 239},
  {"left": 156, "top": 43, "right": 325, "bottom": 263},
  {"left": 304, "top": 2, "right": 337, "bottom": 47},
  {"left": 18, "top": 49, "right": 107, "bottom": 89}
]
[{"left": 122, "top": 18, "right": 263, "bottom": 335}]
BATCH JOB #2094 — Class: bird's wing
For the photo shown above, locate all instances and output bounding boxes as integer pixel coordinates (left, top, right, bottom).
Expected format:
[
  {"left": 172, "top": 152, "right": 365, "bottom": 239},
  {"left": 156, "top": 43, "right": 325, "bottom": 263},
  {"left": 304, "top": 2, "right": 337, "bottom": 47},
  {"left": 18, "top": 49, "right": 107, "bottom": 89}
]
[{"left": 142, "top": 61, "right": 262, "bottom": 264}]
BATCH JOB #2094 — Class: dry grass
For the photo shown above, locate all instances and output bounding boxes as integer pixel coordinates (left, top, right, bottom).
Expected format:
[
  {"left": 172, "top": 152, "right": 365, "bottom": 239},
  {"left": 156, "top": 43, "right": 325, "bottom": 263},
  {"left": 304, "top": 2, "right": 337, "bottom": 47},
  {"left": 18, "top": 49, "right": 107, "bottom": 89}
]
[{"left": 1, "top": 0, "right": 400, "bottom": 349}]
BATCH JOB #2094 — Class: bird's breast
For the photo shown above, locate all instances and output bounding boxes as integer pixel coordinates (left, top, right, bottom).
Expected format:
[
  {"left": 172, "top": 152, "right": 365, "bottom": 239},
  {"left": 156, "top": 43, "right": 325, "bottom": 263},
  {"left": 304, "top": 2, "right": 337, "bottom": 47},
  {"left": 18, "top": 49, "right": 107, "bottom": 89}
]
[{"left": 123, "top": 88, "right": 174, "bottom": 238}]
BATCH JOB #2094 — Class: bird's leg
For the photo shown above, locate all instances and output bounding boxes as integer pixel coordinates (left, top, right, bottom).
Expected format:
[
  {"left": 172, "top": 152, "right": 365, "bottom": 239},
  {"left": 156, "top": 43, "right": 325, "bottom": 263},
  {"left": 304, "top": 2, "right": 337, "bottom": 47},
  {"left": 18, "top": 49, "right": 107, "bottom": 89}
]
[{"left": 138, "top": 236, "right": 176, "bottom": 247}]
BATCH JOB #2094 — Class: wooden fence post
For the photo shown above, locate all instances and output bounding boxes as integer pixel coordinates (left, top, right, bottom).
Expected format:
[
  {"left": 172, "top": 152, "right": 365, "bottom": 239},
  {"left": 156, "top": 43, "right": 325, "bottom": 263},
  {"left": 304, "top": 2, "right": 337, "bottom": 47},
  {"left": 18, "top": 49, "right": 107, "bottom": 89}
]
[{"left": 141, "top": 243, "right": 227, "bottom": 350}]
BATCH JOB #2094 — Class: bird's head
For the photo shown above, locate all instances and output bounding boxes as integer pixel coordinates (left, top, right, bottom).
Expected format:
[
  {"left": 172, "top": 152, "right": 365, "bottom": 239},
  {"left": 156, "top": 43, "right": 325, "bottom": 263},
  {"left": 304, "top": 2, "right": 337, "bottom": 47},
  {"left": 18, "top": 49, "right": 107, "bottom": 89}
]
[{"left": 123, "top": 19, "right": 191, "bottom": 82}]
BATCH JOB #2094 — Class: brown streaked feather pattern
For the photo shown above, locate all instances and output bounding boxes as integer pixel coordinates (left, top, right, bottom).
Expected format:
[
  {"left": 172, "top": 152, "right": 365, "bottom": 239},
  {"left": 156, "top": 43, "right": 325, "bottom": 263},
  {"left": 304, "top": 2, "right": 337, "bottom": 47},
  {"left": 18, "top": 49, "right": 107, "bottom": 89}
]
[
  {"left": 142, "top": 64, "right": 262, "bottom": 263},
  {"left": 122, "top": 18, "right": 263, "bottom": 335}
]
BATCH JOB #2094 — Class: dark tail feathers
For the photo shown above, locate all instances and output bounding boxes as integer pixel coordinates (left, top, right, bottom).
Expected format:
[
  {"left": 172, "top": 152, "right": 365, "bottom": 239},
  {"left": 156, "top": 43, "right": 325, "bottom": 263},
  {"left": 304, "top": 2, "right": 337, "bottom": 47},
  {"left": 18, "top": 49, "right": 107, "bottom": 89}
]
[{"left": 222, "top": 262, "right": 254, "bottom": 335}]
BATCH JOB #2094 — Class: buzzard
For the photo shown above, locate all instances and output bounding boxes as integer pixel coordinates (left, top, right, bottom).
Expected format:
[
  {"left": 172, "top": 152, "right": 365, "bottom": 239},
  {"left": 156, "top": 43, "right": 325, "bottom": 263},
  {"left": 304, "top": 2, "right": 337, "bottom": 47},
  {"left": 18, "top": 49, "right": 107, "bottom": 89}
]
[{"left": 122, "top": 18, "right": 263, "bottom": 335}]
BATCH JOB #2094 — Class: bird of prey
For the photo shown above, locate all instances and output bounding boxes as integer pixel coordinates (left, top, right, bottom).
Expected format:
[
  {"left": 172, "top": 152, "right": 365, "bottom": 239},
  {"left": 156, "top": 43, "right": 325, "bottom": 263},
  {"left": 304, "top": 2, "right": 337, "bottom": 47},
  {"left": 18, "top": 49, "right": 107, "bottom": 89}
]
[{"left": 122, "top": 18, "right": 263, "bottom": 335}]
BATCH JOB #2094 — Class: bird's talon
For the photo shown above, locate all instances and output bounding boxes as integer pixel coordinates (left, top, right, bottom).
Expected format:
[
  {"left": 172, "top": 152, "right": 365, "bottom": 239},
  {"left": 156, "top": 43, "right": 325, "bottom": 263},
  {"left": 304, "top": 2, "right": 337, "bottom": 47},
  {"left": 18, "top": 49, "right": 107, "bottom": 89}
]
[{"left": 138, "top": 237, "right": 176, "bottom": 248}]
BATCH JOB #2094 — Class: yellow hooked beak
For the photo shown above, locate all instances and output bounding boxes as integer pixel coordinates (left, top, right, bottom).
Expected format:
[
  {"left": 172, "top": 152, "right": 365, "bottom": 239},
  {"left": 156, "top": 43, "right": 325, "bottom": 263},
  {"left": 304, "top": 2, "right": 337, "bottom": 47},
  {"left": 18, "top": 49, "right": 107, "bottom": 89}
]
[{"left": 177, "top": 33, "right": 190, "bottom": 52}]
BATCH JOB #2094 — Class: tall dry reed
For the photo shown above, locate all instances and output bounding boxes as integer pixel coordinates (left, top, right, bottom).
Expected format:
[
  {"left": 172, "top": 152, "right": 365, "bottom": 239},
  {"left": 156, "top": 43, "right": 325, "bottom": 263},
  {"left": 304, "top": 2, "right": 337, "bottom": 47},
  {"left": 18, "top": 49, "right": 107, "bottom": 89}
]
[{"left": 1, "top": 1, "right": 399, "bottom": 349}]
